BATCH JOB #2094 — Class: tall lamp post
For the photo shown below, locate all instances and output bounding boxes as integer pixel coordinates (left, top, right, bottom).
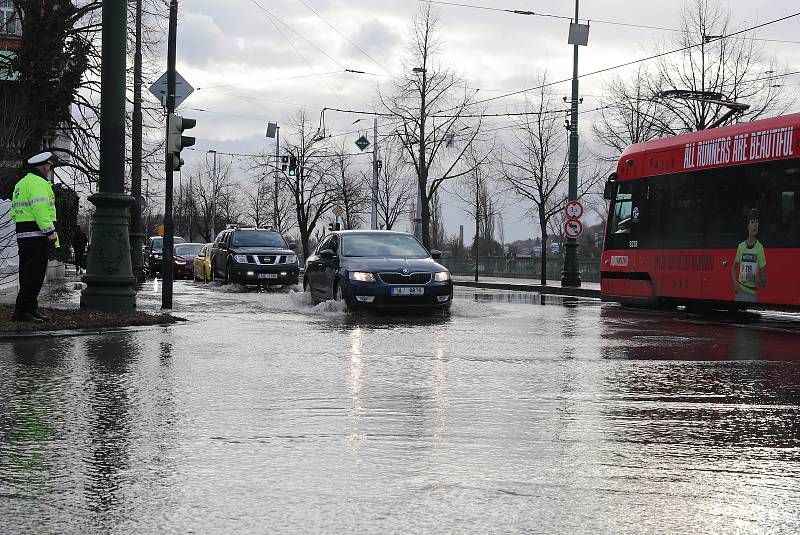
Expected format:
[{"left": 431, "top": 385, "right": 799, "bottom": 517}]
[
  {"left": 80, "top": 0, "right": 136, "bottom": 311},
  {"left": 561, "top": 0, "right": 588, "bottom": 288},
  {"left": 266, "top": 122, "right": 280, "bottom": 230}
]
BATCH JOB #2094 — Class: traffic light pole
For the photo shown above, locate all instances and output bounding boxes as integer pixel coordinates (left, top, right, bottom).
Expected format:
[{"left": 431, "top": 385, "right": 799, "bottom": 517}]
[
  {"left": 161, "top": 0, "right": 178, "bottom": 309},
  {"left": 80, "top": 0, "right": 137, "bottom": 312},
  {"left": 371, "top": 118, "right": 378, "bottom": 230},
  {"left": 561, "top": 0, "right": 582, "bottom": 288}
]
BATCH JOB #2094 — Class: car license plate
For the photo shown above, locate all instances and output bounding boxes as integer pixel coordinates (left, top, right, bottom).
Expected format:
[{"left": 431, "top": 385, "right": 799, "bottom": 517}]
[
  {"left": 390, "top": 286, "right": 424, "bottom": 296},
  {"left": 257, "top": 273, "right": 278, "bottom": 279}
]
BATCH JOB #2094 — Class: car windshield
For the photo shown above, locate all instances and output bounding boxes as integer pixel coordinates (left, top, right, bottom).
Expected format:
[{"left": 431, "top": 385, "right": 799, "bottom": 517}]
[
  {"left": 174, "top": 244, "right": 203, "bottom": 256},
  {"left": 231, "top": 231, "right": 286, "bottom": 248},
  {"left": 151, "top": 237, "right": 185, "bottom": 251},
  {"left": 341, "top": 233, "right": 430, "bottom": 258}
]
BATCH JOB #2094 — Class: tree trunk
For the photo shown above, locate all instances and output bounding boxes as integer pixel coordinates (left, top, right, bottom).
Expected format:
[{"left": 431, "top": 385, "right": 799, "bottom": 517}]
[{"left": 540, "top": 221, "right": 548, "bottom": 287}]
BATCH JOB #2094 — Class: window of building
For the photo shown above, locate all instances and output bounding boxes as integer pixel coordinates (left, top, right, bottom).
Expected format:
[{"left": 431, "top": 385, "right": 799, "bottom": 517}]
[{"left": 0, "top": 1, "right": 20, "bottom": 36}]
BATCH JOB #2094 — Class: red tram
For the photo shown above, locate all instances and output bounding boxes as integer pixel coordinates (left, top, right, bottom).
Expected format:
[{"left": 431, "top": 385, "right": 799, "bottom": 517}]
[{"left": 600, "top": 113, "right": 800, "bottom": 309}]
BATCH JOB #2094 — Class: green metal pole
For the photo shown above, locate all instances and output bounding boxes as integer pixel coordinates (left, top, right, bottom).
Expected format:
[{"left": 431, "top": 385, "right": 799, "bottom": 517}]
[
  {"left": 80, "top": 0, "right": 137, "bottom": 311},
  {"left": 561, "top": 0, "right": 582, "bottom": 287},
  {"left": 129, "top": 0, "right": 145, "bottom": 281}
]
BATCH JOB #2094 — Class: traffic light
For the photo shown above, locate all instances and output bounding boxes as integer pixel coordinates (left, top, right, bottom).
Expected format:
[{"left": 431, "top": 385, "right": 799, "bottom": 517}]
[
  {"left": 167, "top": 113, "right": 196, "bottom": 154},
  {"left": 288, "top": 156, "right": 297, "bottom": 176},
  {"left": 281, "top": 155, "right": 288, "bottom": 171},
  {"left": 169, "top": 154, "right": 185, "bottom": 171}
]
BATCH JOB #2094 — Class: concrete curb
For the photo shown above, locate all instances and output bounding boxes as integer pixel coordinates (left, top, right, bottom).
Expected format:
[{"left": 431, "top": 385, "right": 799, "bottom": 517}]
[
  {"left": 0, "top": 323, "right": 179, "bottom": 341},
  {"left": 454, "top": 280, "right": 601, "bottom": 299}
]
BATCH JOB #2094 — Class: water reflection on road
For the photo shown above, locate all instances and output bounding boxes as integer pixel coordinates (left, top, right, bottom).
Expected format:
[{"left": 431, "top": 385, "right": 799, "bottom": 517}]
[{"left": 1, "top": 280, "right": 799, "bottom": 533}]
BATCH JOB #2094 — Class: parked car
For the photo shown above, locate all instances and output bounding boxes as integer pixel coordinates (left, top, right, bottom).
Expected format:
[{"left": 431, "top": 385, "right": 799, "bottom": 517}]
[
  {"left": 303, "top": 230, "right": 452, "bottom": 311},
  {"left": 145, "top": 236, "right": 185, "bottom": 275},
  {"left": 172, "top": 242, "right": 204, "bottom": 279},
  {"left": 209, "top": 227, "right": 299, "bottom": 286},
  {"left": 193, "top": 243, "right": 213, "bottom": 282}
]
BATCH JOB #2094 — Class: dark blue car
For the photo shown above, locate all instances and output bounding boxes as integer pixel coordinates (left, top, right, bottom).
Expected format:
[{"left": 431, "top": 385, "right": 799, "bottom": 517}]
[{"left": 303, "top": 230, "right": 453, "bottom": 310}]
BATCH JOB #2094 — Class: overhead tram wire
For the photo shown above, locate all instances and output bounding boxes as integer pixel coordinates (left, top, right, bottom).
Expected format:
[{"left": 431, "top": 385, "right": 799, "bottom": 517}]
[
  {"left": 298, "top": 0, "right": 393, "bottom": 76},
  {"left": 420, "top": 0, "right": 800, "bottom": 39},
  {"left": 195, "top": 71, "right": 345, "bottom": 91},
  {"left": 246, "top": 0, "right": 349, "bottom": 107},
  {"left": 441, "top": 11, "right": 800, "bottom": 112}
]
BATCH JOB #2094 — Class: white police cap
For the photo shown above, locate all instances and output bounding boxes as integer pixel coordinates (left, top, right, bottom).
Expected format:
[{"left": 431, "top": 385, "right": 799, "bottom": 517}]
[{"left": 27, "top": 151, "right": 54, "bottom": 165}]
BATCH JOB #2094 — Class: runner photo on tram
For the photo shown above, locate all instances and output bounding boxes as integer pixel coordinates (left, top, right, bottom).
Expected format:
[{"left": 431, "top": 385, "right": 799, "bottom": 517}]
[{"left": 732, "top": 208, "right": 767, "bottom": 303}]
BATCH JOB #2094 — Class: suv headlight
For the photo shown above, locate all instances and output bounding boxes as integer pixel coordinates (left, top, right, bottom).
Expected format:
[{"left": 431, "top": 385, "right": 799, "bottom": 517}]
[
  {"left": 233, "top": 254, "right": 248, "bottom": 263},
  {"left": 434, "top": 271, "right": 450, "bottom": 282},
  {"left": 349, "top": 271, "right": 375, "bottom": 282},
  {"left": 285, "top": 254, "right": 298, "bottom": 264}
]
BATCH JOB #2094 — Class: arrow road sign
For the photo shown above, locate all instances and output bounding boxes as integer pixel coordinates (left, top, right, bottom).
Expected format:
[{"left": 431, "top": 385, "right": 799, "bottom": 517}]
[
  {"left": 149, "top": 71, "right": 194, "bottom": 108},
  {"left": 355, "top": 135, "right": 370, "bottom": 151},
  {"left": 564, "top": 219, "right": 584, "bottom": 239}
]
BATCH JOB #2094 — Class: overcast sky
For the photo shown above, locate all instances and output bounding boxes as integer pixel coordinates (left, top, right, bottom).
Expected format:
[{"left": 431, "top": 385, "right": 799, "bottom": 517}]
[{"left": 165, "top": 0, "right": 800, "bottom": 242}]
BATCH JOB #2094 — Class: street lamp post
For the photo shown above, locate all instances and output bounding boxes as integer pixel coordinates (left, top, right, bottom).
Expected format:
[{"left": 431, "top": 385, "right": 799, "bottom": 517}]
[
  {"left": 80, "top": 0, "right": 136, "bottom": 312},
  {"left": 561, "top": 0, "right": 587, "bottom": 288},
  {"left": 266, "top": 122, "right": 279, "bottom": 230},
  {"left": 207, "top": 149, "right": 217, "bottom": 240}
]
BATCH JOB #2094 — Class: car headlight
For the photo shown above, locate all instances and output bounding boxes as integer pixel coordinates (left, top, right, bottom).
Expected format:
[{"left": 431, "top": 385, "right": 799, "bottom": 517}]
[
  {"left": 349, "top": 271, "right": 375, "bottom": 282},
  {"left": 233, "top": 254, "right": 248, "bottom": 263},
  {"left": 434, "top": 271, "right": 451, "bottom": 282},
  {"left": 285, "top": 254, "right": 298, "bottom": 264}
]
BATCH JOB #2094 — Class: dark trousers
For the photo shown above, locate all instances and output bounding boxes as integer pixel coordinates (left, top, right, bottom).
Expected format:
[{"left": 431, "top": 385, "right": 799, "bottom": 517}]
[
  {"left": 15, "top": 238, "right": 49, "bottom": 316},
  {"left": 75, "top": 252, "right": 84, "bottom": 270}
]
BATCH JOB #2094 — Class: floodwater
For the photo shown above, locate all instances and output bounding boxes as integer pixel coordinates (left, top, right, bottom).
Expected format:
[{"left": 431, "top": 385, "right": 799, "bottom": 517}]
[{"left": 1, "top": 280, "right": 799, "bottom": 533}]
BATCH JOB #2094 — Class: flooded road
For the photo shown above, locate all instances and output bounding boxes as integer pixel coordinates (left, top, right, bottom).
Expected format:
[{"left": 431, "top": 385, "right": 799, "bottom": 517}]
[{"left": 1, "top": 280, "right": 799, "bottom": 533}]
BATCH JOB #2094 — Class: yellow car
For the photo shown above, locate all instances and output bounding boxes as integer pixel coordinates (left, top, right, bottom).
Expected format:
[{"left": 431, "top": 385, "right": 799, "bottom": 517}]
[{"left": 193, "top": 243, "right": 213, "bottom": 283}]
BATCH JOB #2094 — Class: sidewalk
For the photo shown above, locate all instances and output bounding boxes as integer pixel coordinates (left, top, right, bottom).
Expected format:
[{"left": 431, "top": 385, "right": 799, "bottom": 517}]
[{"left": 452, "top": 275, "right": 601, "bottom": 299}]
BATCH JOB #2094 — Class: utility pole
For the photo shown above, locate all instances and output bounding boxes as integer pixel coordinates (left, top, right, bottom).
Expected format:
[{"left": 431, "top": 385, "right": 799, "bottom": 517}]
[
  {"left": 371, "top": 118, "right": 378, "bottom": 229},
  {"left": 80, "top": 0, "right": 136, "bottom": 311},
  {"left": 129, "top": 0, "right": 145, "bottom": 281},
  {"left": 209, "top": 150, "right": 217, "bottom": 239},
  {"left": 274, "top": 126, "right": 280, "bottom": 230},
  {"left": 474, "top": 172, "right": 480, "bottom": 283},
  {"left": 161, "top": 0, "right": 178, "bottom": 309},
  {"left": 561, "top": 0, "right": 586, "bottom": 288}
]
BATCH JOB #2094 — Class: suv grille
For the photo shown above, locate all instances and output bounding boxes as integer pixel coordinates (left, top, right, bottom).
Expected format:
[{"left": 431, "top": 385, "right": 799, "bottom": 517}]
[{"left": 378, "top": 272, "right": 431, "bottom": 285}]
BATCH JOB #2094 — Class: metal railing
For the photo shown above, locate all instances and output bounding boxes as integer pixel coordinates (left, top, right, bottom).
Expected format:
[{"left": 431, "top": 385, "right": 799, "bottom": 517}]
[{"left": 439, "top": 256, "right": 601, "bottom": 283}]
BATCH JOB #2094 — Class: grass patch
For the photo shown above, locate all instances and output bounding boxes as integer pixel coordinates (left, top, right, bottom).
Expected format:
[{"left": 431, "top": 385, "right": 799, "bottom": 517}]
[{"left": 0, "top": 304, "right": 182, "bottom": 334}]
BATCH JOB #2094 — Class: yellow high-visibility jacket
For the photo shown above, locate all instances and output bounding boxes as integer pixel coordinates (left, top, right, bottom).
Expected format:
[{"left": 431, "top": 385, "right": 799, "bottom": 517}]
[{"left": 12, "top": 171, "right": 60, "bottom": 247}]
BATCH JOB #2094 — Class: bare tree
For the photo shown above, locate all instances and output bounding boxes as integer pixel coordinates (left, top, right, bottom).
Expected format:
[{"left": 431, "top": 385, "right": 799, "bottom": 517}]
[
  {"left": 652, "top": 0, "right": 790, "bottom": 133},
  {"left": 330, "top": 141, "right": 369, "bottom": 230},
  {"left": 592, "top": 65, "right": 669, "bottom": 160},
  {"left": 184, "top": 159, "right": 234, "bottom": 242},
  {"left": 452, "top": 146, "right": 502, "bottom": 278},
  {"left": 499, "top": 81, "right": 601, "bottom": 285},
  {"left": 283, "top": 110, "right": 336, "bottom": 259},
  {"left": 375, "top": 137, "right": 415, "bottom": 230},
  {"left": 242, "top": 178, "right": 272, "bottom": 229},
  {"left": 380, "top": 3, "right": 486, "bottom": 249}
]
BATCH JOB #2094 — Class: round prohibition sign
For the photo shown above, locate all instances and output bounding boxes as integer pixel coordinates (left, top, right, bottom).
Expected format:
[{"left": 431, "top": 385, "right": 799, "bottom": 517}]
[
  {"left": 564, "top": 200, "right": 584, "bottom": 220},
  {"left": 564, "top": 218, "right": 584, "bottom": 239}
]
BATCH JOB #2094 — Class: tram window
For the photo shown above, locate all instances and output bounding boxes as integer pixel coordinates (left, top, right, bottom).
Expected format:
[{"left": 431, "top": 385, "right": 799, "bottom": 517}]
[{"left": 608, "top": 183, "right": 633, "bottom": 235}]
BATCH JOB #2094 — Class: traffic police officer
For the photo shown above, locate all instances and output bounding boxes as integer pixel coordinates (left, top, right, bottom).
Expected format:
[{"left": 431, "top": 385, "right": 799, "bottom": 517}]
[{"left": 11, "top": 151, "right": 60, "bottom": 323}]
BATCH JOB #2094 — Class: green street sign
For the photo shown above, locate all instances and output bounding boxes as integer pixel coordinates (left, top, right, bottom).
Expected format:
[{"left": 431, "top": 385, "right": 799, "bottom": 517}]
[{"left": 355, "top": 135, "right": 370, "bottom": 151}]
